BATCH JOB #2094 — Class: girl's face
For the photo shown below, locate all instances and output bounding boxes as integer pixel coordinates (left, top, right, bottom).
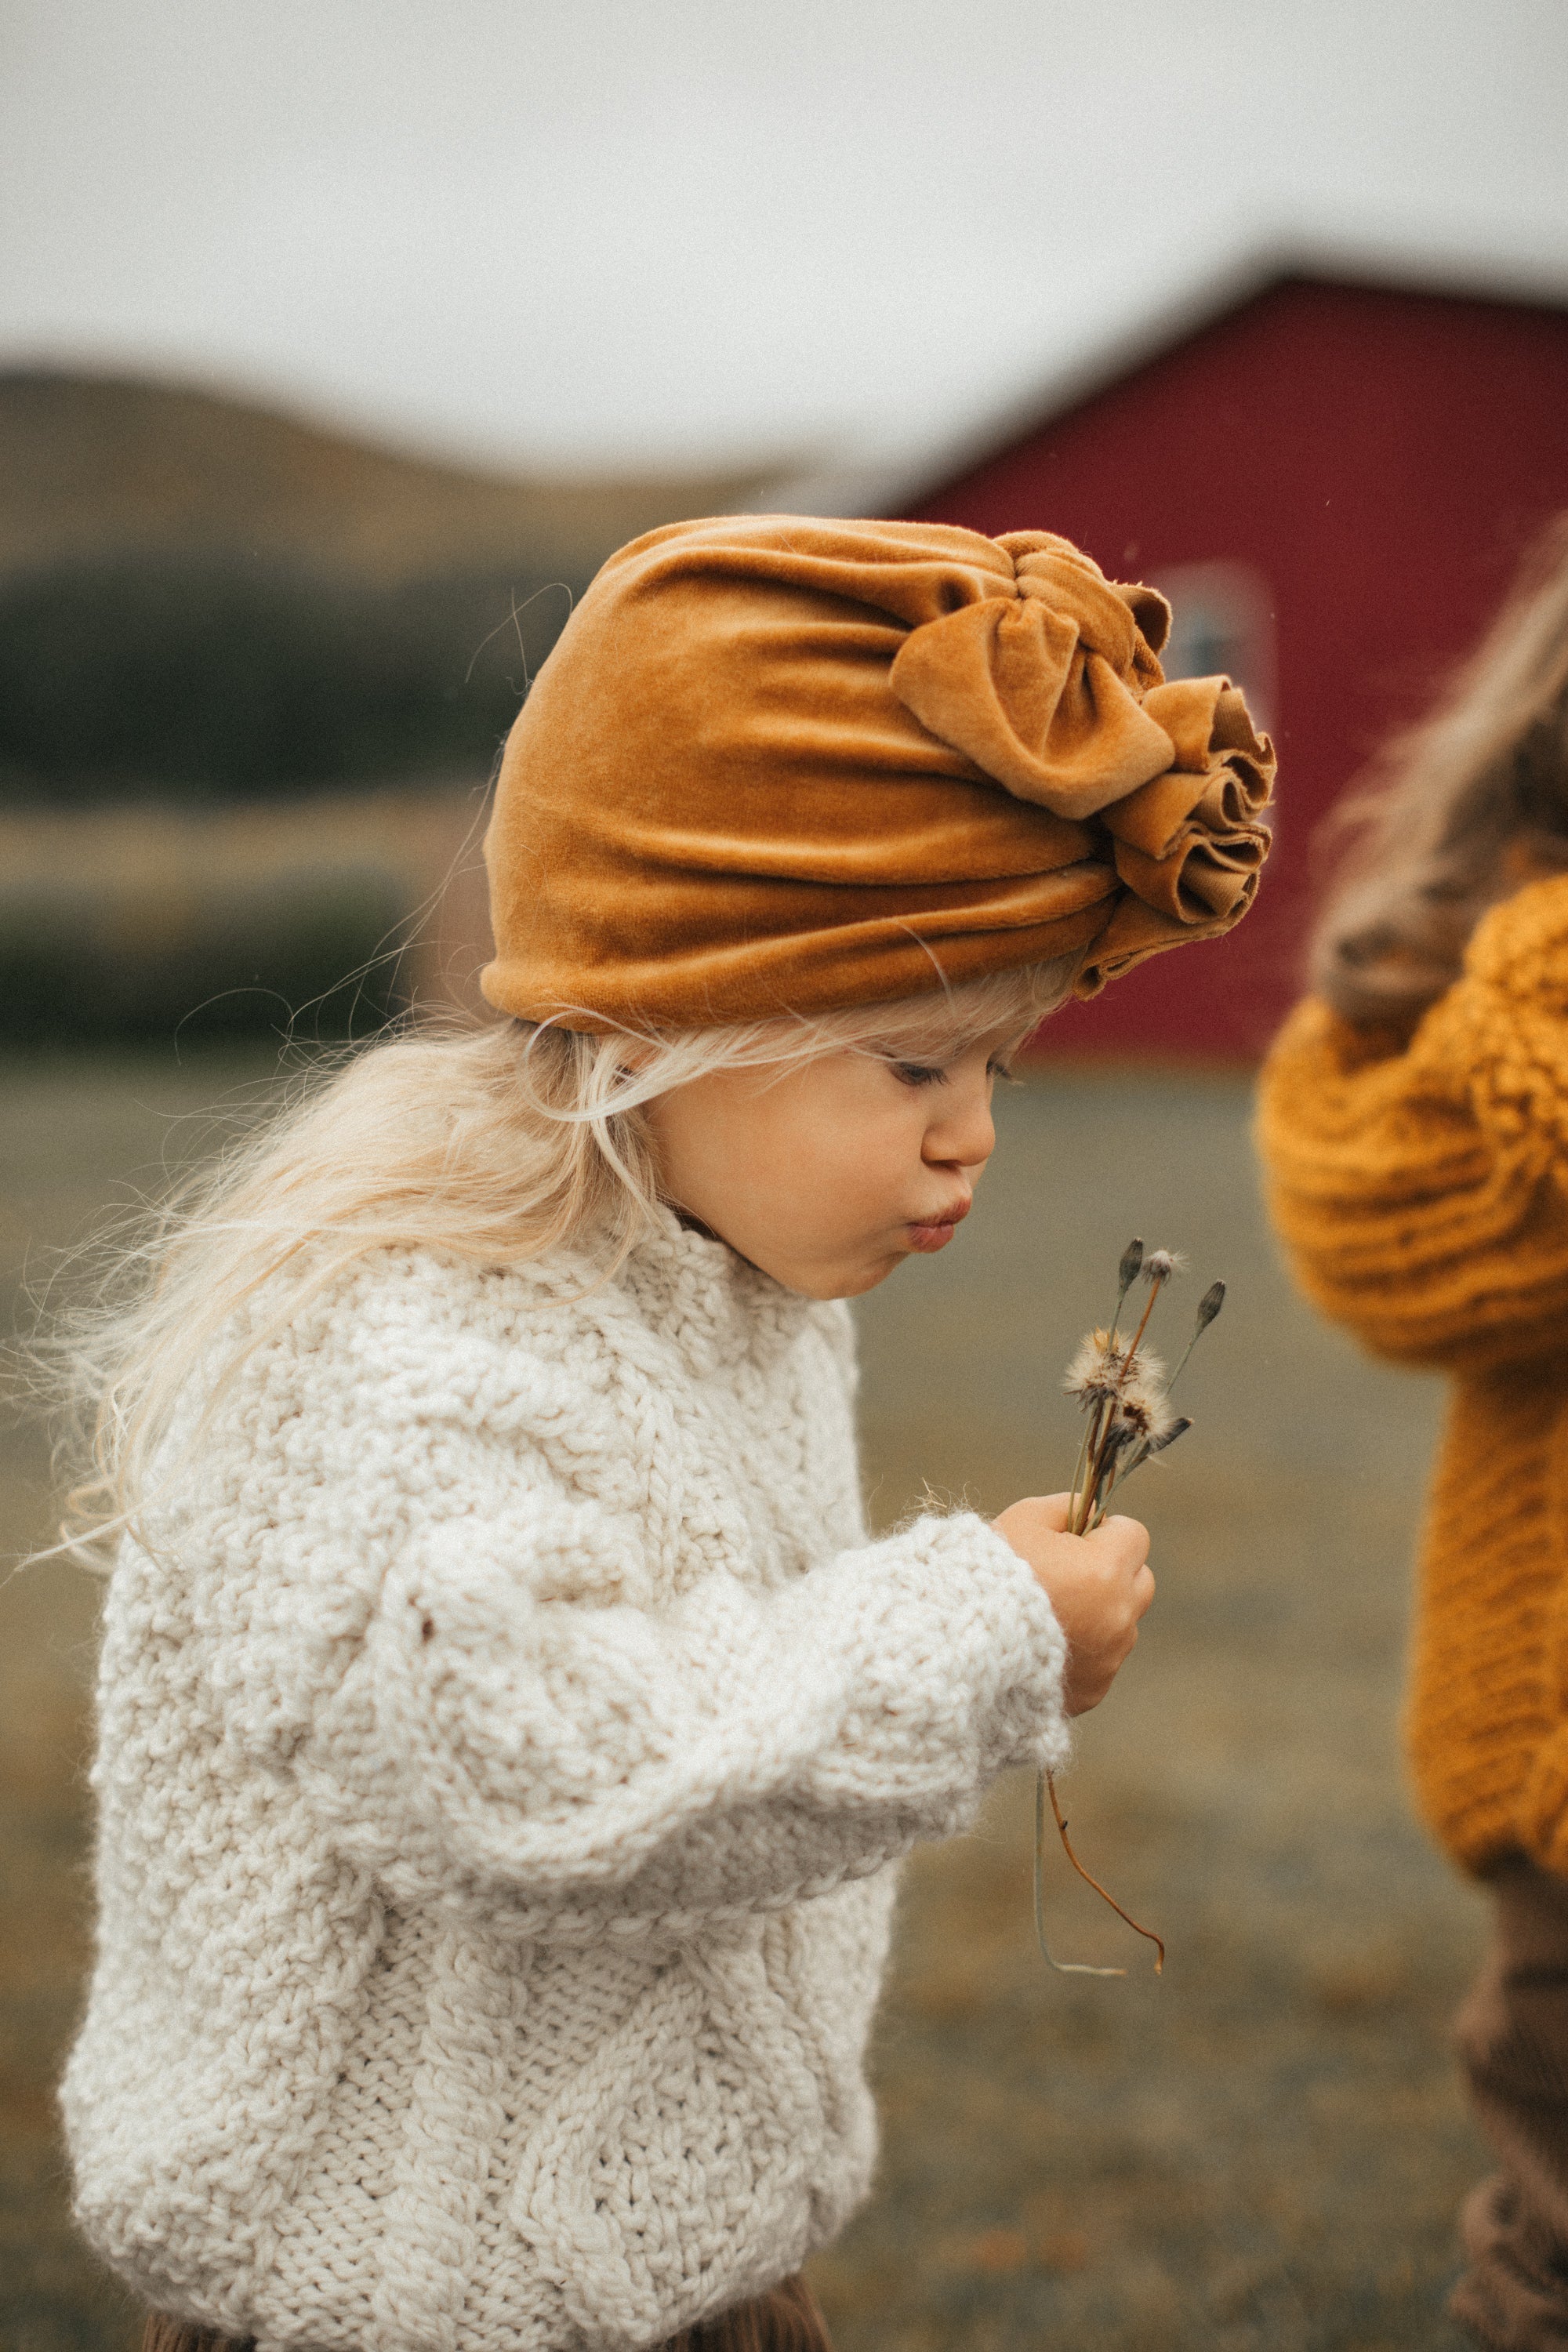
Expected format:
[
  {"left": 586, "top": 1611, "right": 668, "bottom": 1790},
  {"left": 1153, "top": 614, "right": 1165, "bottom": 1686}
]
[{"left": 644, "top": 1024, "right": 1023, "bottom": 1300}]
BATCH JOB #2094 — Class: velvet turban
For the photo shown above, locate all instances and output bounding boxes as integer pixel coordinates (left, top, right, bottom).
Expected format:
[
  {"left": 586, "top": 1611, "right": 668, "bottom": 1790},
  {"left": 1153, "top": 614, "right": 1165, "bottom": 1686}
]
[{"left": 481, "top": 515, "right": 1275, "bottom": 1030}]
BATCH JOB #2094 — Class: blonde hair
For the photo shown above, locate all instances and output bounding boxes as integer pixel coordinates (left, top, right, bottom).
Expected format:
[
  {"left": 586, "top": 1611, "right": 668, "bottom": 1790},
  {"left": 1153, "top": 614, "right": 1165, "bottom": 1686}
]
[
  {"left": 1312, "top": 514, "right": 1568, "bottom": 1027},
  {"left": 38, "top": 957, "right": 1076, "bottom": 1563}
]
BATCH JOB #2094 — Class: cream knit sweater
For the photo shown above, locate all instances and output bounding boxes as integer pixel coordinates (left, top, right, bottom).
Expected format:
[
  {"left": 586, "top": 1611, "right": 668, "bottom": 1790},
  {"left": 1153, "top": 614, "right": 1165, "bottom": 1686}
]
[{"left": 63, "top": 1213, "right": 1069, "bottom": 2352}]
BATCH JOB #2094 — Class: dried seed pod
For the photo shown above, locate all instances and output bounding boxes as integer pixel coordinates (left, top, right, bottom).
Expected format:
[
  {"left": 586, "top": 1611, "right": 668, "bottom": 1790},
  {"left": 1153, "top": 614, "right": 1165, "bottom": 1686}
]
[
  {"left": 1169, "top": 1282, "right": 1226, "bottom": 1390},
  {"left": 1142, "top": 1247, "right": 1188, "bottom": 1287}
]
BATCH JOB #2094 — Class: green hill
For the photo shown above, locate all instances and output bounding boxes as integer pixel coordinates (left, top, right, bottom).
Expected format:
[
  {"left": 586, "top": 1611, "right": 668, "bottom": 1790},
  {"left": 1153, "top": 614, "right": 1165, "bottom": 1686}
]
[
  {"left": 0, "top": 367, "right": 771, "bottom": 583},
  {"left": 0, "top": 370, "right": 777, "bottom": 804}
]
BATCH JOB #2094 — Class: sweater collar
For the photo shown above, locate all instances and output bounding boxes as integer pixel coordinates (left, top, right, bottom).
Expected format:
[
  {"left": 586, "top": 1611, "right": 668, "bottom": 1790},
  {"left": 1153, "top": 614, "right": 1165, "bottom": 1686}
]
[{"left": 618, "top": 1206, "right": 818, "bottom": 1377}]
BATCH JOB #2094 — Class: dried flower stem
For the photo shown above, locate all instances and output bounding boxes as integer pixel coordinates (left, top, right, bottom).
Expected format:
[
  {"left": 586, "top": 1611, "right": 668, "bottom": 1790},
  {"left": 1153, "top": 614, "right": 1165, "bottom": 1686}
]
[
  {"left": 1108, "top": 1236, "right": 1143, "bottom": 1339},
  {"left": 1069, "top": 1395, "right": 1114, "bottom": 1534},
  {"left": 1167, "top": 1279, "right": 1225, "bottom": 1391},
  {"left": 1044, "top": 1239, "right": 1225, "bottom": 1980},
  {"left": 1039, "top": 1769, "right": 1165, "bottom": 1974},
  {"left": 1126, "top": 1293, "right": 1158, "bottom": 1362},
  {"left": 1071, "top": 1383, "right": 1143, "bottom": 1534},
  {"left": 1067, "top": 1401, "right": 1101, "bottom": 1526},
  {"left": 1033, "top": 1769, "right": 1126, "bottom": 1978}
]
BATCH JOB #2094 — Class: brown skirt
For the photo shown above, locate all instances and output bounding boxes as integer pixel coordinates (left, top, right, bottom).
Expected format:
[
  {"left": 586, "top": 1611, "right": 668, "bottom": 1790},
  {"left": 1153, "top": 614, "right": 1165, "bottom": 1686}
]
[{"left": 141, "top": 2271, "right": 833, "bottom": 2352}]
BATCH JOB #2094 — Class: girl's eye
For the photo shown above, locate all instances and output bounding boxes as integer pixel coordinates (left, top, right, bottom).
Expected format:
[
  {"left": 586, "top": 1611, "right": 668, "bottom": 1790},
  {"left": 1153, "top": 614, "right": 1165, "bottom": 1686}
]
[
  {"left": 988, "top": 1056, "right": 1018, "bottom": 1083},
  {"left": 891, "top": 1061, "right": 947, "bottom": 1089}
]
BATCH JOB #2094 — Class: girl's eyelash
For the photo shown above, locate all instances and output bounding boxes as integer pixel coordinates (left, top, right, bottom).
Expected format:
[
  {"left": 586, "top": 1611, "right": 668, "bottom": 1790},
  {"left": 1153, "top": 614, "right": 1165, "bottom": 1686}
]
[{"left": 891, "top": 1054, "right": 1014, "bottom": 1087}]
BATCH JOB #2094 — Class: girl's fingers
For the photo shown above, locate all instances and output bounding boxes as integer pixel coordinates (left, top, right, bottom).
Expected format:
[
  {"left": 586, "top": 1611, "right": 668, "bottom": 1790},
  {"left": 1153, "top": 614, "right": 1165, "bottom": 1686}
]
[{"left": 1033, "top": 1491, "right": 1076, "bottom": 1531}]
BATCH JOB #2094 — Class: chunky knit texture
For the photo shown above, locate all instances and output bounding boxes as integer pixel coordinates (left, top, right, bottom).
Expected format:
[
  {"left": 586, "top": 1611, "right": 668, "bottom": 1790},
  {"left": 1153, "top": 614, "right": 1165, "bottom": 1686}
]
[
  {"left": 62, "top": 1213, "right": 1069, "bottom": 2352},
  {"left": 1258, "top": 875, "right": 1568, "bottom": 1875}
]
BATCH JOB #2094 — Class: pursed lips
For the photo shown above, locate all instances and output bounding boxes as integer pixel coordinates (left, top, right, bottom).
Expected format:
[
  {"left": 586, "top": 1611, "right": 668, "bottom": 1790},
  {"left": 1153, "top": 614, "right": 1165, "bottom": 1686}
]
[{"left": 904, "top": 1195, "right": 971, "bottom": 1252}]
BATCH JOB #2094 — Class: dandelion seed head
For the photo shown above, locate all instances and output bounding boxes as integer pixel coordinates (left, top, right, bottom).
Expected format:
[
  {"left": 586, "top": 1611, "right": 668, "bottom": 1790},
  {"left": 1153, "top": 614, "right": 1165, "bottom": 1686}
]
[
  {"left": 1142, "top": 1248, "right": 1188, "bottom": 1286},
  {"left": 1119, "top": 1372, "right": 1176, "bottom": 1443},
  {"left": 1063, "top": 1328, "right": 1124, "bottom": 1405}
]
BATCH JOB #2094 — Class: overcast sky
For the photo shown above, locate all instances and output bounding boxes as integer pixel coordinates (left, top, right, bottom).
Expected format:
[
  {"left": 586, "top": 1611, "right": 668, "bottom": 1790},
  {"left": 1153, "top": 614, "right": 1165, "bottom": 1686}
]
[{"left": 4, "top": 0, "right": 1567, "bottom": 474}]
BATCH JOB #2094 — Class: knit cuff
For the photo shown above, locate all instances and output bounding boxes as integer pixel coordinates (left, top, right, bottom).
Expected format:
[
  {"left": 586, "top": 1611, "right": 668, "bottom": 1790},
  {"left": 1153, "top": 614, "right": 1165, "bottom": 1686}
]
[
  {"left": 1436, "top": 877, "right": 1568, "bottom": 1165},
  {"left": 804, "top": 1509, "right": 1071, "bottom": 1821},
  {"left": 1517, "top": 1723, "right": 1568, "bottom": 1875}
]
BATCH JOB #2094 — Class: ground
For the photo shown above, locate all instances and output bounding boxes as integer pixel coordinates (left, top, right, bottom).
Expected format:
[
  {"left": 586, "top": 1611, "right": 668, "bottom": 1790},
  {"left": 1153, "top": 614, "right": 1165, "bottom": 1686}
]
[{"left": 0, "top": 1051, "right": 1488, "bottom": 2352}]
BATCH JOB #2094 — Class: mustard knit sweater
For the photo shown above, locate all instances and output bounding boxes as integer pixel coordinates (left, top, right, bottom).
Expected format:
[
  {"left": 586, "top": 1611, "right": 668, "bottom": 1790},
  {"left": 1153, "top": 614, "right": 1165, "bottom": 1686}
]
[{"left": 1258, "top": 875, "right": 1568, "bottom": 1877}]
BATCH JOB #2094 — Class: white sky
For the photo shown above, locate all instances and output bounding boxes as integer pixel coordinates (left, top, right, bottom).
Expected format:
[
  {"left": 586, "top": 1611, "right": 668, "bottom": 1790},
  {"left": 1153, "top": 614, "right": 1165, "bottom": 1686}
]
[{"left": 3, "top": 0, "right": 1567, "bottom": 474}]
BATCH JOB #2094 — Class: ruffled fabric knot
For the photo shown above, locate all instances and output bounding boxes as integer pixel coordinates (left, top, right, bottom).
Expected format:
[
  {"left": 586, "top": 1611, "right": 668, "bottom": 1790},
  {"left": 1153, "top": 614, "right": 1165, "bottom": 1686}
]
[{"left": 888, "top": 528, "right": 1275, "bottom": 996}]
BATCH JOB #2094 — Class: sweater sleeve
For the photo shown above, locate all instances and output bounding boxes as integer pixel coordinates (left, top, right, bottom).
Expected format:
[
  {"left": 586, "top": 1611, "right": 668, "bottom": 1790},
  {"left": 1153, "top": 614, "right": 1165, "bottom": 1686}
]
[
  {"left": 1257, "top": 874, "right": 1568, "bottom": 1377},
  {"left": 234, "top": 1451, "right": 1069, "bottom": 1931}
]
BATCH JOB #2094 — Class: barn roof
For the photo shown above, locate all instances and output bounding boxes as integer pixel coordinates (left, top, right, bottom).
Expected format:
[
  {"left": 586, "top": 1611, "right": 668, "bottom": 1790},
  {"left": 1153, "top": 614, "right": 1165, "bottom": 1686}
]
[{"left": 770, "top": 238, "right": 1568, "bottom": 523}]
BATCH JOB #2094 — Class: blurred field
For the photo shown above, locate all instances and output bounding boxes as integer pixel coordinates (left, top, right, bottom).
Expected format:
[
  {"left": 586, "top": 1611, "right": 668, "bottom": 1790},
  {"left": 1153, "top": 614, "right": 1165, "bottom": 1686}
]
[
  {"left": 0, "top": 371, "right": 775, "bottom": 829},
  {"left": 0, "top": 371, "right": 773, "bottom": 584},
  {"left": 1, "top": 1053, "right": 1487, "bottom": 2352},
  {"left": 0, "top": 785, "right": 495, "bottom": 1044}
]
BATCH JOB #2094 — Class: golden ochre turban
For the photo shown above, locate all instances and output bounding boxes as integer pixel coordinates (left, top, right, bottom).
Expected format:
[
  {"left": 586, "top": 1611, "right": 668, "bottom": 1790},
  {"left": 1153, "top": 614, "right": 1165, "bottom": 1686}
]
[{"left": 481, "top": 516, "right": 1275, "bottom": 1030}]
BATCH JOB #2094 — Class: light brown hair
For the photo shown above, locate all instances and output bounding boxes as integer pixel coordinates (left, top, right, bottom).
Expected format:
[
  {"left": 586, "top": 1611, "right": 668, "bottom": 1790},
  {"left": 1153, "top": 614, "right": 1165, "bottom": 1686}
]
[{"left": 1311, "top": 514, "right": 1568, "bottom": 1028}]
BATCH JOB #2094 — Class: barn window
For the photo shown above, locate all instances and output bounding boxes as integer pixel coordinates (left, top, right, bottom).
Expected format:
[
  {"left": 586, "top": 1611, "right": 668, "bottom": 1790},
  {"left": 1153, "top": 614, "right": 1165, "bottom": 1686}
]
[{"left": 1151, "top": 561, "right": 1276, "bottom": 736}]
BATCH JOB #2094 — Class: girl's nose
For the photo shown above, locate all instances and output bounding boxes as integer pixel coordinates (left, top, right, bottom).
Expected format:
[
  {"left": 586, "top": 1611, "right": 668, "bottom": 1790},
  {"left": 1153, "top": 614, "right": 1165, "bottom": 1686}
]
[{"left": 924, "top": 1080, "right": 995, "bottom": 1172}]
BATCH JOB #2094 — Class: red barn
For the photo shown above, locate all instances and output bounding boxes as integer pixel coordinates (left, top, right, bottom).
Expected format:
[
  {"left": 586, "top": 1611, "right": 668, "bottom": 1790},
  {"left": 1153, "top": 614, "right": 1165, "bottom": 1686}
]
[{"left": 872, "top": 268, "right": 1568, "bottom": 1059}]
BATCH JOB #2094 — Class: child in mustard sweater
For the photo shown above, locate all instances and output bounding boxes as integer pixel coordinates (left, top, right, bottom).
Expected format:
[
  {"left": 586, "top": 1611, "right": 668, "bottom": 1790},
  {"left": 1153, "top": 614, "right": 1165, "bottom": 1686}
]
[{"left": 1259, "top": 518, "right": 1568, "bottom": 2350}]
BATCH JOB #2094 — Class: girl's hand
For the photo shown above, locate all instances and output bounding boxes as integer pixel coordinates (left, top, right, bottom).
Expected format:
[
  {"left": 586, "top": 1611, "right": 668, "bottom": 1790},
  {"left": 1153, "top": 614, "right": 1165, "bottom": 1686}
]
[{"left": 991, "top": 1492, "right": 1153, "bottom": 1715}]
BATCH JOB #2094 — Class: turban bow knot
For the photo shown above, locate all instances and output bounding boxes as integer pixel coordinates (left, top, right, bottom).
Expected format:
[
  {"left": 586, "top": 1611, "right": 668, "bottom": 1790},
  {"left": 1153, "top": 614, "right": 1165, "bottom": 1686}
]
[{"left": 888, "top": 533, "right": 1275, "bottom": 982}]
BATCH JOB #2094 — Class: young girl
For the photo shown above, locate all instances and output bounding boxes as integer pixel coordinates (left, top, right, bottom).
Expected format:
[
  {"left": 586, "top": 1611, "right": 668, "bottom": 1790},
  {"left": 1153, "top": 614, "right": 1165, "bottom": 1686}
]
[
  {"left": 59, "top": 517, "right": 1274, "bottom": 2352},
  {"left": 1258, "top": 518, "right": 1568, "bottom": 2350}
]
